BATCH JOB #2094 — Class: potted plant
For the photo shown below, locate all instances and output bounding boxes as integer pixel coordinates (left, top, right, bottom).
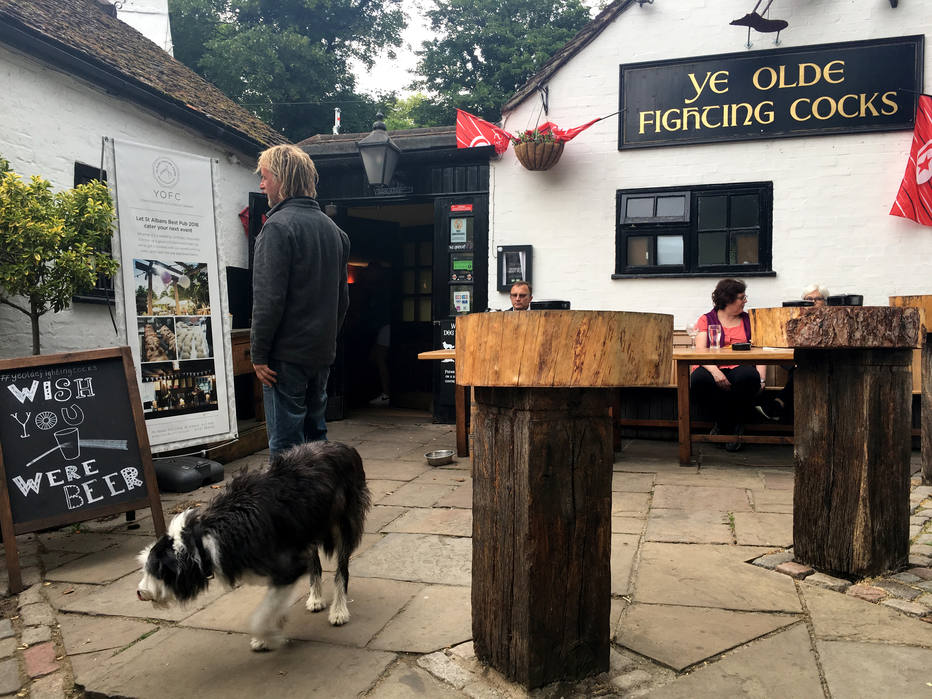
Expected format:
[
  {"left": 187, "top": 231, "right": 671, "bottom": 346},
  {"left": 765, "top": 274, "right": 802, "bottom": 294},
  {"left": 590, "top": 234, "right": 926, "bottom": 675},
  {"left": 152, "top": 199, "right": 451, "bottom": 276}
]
[{"left": 511, "top": 128, "right": 565, "bottom": 171}]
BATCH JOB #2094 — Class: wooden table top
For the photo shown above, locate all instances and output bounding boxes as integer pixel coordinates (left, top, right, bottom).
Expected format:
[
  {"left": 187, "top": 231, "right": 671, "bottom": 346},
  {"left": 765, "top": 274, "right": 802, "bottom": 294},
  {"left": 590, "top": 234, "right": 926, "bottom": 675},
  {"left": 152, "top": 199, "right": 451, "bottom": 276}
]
[
  {"left": 673, "top": 347, "right": 794, "bottom": 362},
  {"left": 418, "top": 349, "right": 455, "bottom": 360}
]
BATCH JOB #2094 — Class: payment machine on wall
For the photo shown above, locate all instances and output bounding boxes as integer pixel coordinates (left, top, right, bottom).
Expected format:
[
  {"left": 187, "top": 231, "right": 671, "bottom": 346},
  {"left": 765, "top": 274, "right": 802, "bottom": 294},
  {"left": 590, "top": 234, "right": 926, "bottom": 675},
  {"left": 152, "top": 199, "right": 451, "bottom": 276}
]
[{"left": 435, "top": 197, "right": 488, "bottom": 319}]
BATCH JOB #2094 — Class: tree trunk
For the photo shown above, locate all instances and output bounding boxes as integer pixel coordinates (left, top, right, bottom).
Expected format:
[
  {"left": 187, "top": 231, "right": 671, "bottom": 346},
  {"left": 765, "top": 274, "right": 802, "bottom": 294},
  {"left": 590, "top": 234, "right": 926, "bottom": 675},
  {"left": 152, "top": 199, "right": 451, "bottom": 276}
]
[
  {"left": 471, "top": 387, "right": 612, "bottom": 689},
  {"left": 793, "top": 348, "right": 911, "bottom": 576},
  {"left": 30, "top": 300, "right": 41, "bottom": 355}
]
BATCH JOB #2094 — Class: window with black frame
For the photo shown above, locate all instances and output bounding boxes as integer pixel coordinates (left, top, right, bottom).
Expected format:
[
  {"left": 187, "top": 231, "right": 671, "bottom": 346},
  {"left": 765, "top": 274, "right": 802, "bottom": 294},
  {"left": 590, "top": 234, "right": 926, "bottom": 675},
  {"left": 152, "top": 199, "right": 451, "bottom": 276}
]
[
  {"left": 615, "top": 182, "right": 772, "bottom": 277},
  {"left": 73, "top": 162, "right": 115, "bottom": 303}
]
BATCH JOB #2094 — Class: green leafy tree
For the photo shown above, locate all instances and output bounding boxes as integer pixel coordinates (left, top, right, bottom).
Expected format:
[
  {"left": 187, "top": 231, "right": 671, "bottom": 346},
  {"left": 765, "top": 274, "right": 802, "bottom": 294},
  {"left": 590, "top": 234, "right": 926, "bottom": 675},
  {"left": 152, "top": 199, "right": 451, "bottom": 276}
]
[
  {"left": 168, "top": 0, "right": 405, "bottom": 140},
  {"left": 414, "top": 0, "right": 591, "bottom": 122},
  {"left": 0, "top": 165, "right": 117, "bottom": 355}
]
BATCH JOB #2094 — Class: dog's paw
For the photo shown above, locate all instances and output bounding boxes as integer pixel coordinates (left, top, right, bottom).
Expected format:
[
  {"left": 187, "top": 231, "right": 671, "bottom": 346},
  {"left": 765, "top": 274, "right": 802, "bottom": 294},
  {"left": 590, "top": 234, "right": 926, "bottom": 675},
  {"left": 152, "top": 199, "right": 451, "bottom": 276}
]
[
  {"left": 250, "top": 635, "right": 286, "bottom": 652},
  {"left": 306, "top": 596, "right": 326, "bottom": 612},
  {"left": 328, "top": 606, "right": 350, "bottom": 626}
]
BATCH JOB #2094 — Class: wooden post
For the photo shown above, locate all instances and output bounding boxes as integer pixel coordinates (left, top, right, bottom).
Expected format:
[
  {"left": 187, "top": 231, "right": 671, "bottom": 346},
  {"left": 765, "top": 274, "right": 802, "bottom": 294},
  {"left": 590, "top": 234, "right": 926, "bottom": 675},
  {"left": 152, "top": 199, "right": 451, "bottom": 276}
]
[
  {"left": 751, "top": 306, "right": 921, "bottom": 577},
  {"left": 455, "top": 310, "right": 672, "bottom": 689},
  {"left": 472, "top": 387, "right": 612, "bottom": 688},
  {"left": 889, "top": 295, "right": 932, "bottom": 484}
]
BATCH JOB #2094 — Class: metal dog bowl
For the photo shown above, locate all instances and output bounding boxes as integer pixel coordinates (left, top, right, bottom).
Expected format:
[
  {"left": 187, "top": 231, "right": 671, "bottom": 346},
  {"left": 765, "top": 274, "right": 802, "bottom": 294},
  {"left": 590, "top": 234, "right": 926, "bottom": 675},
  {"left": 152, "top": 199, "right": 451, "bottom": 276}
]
[{"left": 426, "top": 449, "right": 455, "bottom": 466}]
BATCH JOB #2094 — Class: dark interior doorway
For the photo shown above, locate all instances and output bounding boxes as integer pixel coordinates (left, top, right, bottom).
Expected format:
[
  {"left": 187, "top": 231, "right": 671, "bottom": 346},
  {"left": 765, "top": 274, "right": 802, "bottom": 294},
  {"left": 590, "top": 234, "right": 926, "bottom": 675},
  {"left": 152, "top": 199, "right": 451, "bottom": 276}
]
[{"left": 336, "top": 202, "right": 435, "bottom": 412}]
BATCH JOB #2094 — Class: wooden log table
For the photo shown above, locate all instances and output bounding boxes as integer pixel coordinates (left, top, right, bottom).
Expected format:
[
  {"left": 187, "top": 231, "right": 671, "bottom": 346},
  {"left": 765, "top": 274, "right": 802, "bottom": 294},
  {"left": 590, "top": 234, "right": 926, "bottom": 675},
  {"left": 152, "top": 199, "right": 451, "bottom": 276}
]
[
  {"left": 751, "top": 306, "right": 922, "bottom": 577},
  {"left": 455, "top": 310, "right": 672, "bottom": 688},
  {"left": 889, "top": 295, "right": 931, "bottom": 484}
]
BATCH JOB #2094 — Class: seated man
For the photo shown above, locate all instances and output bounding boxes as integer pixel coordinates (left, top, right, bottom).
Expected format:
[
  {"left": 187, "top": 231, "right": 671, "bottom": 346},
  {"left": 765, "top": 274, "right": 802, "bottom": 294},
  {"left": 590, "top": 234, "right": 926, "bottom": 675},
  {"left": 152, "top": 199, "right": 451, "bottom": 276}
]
[{"left": 508, "top": 281, "right": 532, "bottom": 311}]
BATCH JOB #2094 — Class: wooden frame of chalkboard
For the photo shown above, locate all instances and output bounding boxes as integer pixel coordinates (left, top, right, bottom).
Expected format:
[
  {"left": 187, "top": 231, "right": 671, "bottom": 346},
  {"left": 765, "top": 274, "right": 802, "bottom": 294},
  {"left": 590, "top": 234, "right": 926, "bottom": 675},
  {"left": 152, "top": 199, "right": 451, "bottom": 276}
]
[{"left": 0, "top": 346, "right": 166, "bottom": 593}]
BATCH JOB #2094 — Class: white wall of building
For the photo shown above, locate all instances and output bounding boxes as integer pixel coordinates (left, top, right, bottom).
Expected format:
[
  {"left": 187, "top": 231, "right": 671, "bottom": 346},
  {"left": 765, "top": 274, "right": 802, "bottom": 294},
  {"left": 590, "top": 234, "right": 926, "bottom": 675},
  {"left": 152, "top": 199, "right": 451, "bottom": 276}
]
[
  {"left": 0, "top": 44, "right": 259, "bottom": 358},
  {"left": 491, "top": 1, "right": 931, "bottom": 327}
]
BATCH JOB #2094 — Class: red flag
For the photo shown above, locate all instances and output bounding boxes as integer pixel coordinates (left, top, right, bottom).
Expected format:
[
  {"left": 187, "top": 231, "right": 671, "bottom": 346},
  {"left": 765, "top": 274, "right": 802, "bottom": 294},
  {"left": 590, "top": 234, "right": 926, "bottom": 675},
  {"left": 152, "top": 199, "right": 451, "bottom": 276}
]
[
  {"left": 537, "top": 118, "right": 601, "bottom": 143},
  {"left": 456, "top": 110, "right": 512, "bottom": 154},
  {"left": 890, "top": 95, "right": 932, "bottom": 226}
]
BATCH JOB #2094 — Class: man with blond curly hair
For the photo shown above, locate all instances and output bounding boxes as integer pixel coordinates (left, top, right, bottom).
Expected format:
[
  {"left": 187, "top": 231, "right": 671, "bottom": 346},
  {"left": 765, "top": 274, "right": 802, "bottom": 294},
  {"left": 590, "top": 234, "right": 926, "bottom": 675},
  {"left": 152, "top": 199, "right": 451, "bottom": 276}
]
[{"left": 251, "top": 144, "right": 350, "bottom": 457}]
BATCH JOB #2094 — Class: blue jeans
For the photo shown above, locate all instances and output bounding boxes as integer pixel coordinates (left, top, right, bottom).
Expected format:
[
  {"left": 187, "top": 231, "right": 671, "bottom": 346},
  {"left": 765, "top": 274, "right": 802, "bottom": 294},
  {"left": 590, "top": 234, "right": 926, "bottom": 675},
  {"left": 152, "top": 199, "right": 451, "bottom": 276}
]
[{"left": 263, "top": 360, "right": 329, "bottom": 460}]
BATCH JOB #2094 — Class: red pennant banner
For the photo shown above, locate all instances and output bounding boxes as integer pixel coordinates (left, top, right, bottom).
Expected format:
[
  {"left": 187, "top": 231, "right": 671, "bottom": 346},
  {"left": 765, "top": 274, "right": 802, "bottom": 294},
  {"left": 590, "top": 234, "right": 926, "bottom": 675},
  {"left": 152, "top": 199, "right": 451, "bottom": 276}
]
[
  {"left": 455, "top": 110, "right": 512, "bottom": 154},
  {"left": 536, "top": 118, "right": 601, "bottom": 143},
  {"left": 890, "top": 95, "right": 932, "bottom": 226}
]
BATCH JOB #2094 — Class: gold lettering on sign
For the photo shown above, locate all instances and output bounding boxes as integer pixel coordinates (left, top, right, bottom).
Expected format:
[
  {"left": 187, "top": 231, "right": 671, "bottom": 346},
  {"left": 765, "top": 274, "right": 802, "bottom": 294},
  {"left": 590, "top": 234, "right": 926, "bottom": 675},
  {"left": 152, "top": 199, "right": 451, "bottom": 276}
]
[
  {"left": 685, "top": 71, "right": 729, "bottom": 104},
  {"left": 753, "top": 59, "right": 848, "bottom": 91}
]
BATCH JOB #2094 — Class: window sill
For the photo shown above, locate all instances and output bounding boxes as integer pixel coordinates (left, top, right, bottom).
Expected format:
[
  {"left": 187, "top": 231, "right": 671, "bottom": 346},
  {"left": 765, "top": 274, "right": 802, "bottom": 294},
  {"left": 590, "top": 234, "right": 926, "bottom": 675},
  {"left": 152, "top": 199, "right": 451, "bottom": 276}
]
[
  {"left": 72, "top": 293, "right": 115, "bottom": 305},
  {"left": 612, "top": 270, "right": 776, "bottom": 280}
]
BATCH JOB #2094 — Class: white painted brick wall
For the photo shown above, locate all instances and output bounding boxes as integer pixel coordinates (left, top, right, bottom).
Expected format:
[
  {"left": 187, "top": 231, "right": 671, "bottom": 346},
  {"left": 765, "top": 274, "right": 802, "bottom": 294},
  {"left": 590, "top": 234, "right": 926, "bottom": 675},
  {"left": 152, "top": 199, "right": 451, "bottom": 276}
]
[
  {"left": 0, "top": 45, "right": 261, "bottom": 358},
  {"left": 491, "top": 1, "right": 932, "bottom": 327}
]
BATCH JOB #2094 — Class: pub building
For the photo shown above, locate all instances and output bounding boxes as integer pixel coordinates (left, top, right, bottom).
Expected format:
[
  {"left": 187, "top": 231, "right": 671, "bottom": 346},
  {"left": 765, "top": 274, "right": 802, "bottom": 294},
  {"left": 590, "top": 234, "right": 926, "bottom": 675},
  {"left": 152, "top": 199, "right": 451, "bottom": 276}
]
[{"left": 297, "top": 0, "right": 930, "bottom": 421}]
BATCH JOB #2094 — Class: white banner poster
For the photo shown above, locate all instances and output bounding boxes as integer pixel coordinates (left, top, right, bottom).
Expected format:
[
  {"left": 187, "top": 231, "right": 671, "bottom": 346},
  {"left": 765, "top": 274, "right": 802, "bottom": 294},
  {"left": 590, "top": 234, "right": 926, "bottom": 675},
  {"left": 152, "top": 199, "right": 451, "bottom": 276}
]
[{"left": 112, "top": 140, "right": 235, "bottom": 451}]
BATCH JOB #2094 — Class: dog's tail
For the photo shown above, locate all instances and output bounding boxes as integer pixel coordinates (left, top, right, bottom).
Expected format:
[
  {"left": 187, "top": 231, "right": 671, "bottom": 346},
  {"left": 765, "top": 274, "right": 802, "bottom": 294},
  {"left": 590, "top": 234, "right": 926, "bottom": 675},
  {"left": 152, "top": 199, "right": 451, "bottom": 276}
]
[{"left": 341, "top": 445, "right": 371, "bottom": 554}]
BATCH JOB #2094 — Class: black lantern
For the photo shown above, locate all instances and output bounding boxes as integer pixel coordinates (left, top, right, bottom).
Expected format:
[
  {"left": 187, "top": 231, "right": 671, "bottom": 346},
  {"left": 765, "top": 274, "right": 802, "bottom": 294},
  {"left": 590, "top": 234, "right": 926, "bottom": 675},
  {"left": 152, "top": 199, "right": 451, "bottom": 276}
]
[{"left": 357, "top": 113, "right": 400, "bottom": 187}]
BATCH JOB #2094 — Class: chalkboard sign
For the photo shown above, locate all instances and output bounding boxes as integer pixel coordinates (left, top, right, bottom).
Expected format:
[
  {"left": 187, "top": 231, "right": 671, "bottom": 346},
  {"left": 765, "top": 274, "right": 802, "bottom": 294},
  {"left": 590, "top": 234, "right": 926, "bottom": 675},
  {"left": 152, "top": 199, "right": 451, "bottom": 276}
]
[{"left": 0, "top": 347, "right": 165, "bottom": 592}]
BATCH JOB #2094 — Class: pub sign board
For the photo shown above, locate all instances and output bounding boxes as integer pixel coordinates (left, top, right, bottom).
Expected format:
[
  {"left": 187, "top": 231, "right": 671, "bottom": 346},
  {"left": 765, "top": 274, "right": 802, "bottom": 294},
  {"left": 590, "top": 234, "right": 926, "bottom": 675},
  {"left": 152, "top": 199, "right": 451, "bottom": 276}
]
[
  {"left": 619, "top": 35, "right": 923, "bottom": 149},
  {"left": 0, "top": 347, "right": 165, "bottom": 592}
]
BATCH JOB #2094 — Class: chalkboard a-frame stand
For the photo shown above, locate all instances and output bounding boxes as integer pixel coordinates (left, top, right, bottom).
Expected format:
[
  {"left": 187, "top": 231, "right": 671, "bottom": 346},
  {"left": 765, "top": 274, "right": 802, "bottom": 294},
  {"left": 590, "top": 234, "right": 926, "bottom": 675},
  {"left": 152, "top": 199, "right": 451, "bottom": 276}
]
[{"left": 0, "top": 346, "right": 166, "bottom": 593}]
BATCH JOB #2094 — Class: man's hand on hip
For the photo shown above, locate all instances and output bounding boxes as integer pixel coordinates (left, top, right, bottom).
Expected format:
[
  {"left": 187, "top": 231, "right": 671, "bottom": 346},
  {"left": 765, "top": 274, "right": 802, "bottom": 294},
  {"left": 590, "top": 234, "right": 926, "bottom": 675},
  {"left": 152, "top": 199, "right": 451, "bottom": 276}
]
[{"left": 253, "top": 363, "right": 277, "bottom": 386}]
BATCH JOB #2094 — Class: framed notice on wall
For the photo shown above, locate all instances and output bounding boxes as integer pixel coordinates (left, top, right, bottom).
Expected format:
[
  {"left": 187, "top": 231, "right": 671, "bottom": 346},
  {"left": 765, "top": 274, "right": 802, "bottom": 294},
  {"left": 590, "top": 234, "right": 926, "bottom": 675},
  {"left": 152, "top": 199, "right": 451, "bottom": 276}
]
[
  {"left": 497, "top": 245, "right": 533, "bottom": 292},
  {"left": 0, "top": 347, "right": 165, "bottom": 592}
]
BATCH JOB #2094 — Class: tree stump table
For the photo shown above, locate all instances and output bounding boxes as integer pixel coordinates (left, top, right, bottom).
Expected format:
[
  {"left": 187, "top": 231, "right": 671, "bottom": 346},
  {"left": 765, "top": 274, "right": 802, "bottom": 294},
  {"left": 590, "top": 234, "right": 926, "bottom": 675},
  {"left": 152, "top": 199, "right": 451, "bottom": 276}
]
[
  {"left": 889, "top": 295, "right": 932, "bottom": 484},
  {"left": 751, "top": 306, "right": 922, "bottom": 577},
  {"left": 455, "top": 310, "right": 672, "bottom": 689}
]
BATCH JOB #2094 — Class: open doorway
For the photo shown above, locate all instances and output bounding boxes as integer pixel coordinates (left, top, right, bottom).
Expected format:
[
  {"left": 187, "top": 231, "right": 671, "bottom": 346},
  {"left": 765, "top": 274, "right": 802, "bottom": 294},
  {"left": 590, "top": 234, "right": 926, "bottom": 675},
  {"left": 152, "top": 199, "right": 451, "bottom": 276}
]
[{"left": 337, "top": 202, "right": 435, "bottom": 412}]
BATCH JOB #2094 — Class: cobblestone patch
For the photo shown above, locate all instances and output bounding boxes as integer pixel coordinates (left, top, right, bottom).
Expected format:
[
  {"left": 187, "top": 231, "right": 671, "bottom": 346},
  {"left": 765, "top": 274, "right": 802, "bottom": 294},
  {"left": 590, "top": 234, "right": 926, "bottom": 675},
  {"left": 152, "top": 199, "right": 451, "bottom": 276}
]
[
  {"left": 847, "top": 584, "right": 888, "bottom": 603},
  {"left": 804, "top": 572, "right": 851, "bottom": 592},
  {"left": 775, "top": 561, "right": 813, "bottom": 579}
]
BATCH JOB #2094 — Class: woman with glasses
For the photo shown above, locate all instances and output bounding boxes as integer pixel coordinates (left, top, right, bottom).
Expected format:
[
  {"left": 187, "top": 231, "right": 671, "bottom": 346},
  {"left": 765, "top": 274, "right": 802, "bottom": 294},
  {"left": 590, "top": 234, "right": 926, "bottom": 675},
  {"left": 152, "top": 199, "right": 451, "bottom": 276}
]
[{"left": 689, "top": 278, "right": 766, "bottom": 452}]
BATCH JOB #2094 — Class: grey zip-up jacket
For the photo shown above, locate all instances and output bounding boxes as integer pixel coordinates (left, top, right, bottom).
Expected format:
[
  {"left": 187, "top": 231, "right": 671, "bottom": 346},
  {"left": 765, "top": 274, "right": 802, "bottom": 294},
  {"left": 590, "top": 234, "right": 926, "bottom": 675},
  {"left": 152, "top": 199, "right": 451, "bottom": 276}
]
[{"left": 250, "top": 197, "right": 350, "bottom": 368}]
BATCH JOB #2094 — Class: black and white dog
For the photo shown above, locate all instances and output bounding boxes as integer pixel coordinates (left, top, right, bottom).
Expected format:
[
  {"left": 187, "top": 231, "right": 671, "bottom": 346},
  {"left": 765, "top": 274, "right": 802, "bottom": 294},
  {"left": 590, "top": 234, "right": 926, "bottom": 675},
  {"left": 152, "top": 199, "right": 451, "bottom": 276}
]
[{"left": 137, "top": 441, "right": 370, "bottom": 651}]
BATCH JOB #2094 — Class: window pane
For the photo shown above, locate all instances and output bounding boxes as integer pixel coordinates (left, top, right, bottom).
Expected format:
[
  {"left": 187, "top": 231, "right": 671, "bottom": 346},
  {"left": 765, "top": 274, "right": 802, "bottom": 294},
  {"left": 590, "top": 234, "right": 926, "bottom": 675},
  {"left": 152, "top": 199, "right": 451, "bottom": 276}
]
[
  {"left": 698, "top": 232, "right": 728, "bottom": 265},
  {"left": 625, "top": 197, "right": 654, "bottom": 219},
  {"left": 402, "top": 243, "right": 415, "bottom": 266},
  {"left": 402, "top": 297, "right": 415, "bottom": 322},
  {"left": 735, "top": 232, "right": 759, "bottom": 264},
  {"left": 417, "top": 297, "right": 432, "bottom": 321},
  {"left": 698, "top": 195, "right": 726, "bottom": 230},
  {"left": 656, "top": 236, "right": 683, "bottom": 265},
  {"left": 731, "top": 194, "right": 760, "bottom": 228},
  {"left": 402, "top": 269, "right": 415, "bottom": 294},
  {"left": 656, "top": 195, "right": 686, "bottom": 218},
  {"left": 417, "top": 269, "right": 432, "bottom": 294},
  {"left": 627, "top": 236, "right": 651, "bottom": 266},
  {"left": 418, "top": 241, "right": 432, "bottom": 266}
]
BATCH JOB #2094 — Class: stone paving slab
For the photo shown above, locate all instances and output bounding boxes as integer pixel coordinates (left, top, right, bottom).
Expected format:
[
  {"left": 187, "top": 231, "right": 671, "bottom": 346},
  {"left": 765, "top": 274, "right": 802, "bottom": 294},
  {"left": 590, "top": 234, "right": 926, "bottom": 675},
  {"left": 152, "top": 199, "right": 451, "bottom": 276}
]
[
  {"left": 611, "top": 472, "right": 654, "bottom": 492},
  {"left": 0, "top": 657, "right": 20, "bottom": 695},
  {"left": 634, "top": 543, "right": 801, "bottom": 612},
  {"left": 37, "top": 531, "right": 125, "bottom": 555},
  {"left": 646, "top": 624, "right": 823, "bottom": 698},
  {"left": 43, "top": 537, "right": 151, "bottom": 584},
  {"left": 612, "top": 534, "right": 639, "bottom": 596},
  {"left": 381, "top": 507, "right": 472, "bottom": 537},
  {"left": 377, "top": 482, "right": 457, "bottom": 508},
  {"left": 611, "top": 492, "right": 650, "bottom": 515},
  {"left": 410, "top": 468, "right": 470, "bottom": 486},
  {"left": 612, "top": 516, "right": 643, "bottom": 535},
  {"left": 58, "top": 614, "right": 157, "bottom": 656},
  {"left": 434, "top": 482, "right": 472, "bottom": 509},
  {"left": 651, "top": 484, "right": 753, "bottom": 512},
  {"left": 748, "top": 488, "right": 794, "bottom": 513},
  {"left": 803, "top": 585, "right": 932, "bottom": 646},
  {"left": 365, "top": 505, "right": 407, "bottom": 533},
  {"left": 360, "top": 459, "right": 433, "bottom": 482},
  {"left": 615, "top": 603, "right": 800, "bottom": 671},
  {"left": 818, "top": 640, "right": 932, "bottom": 697},
  {"left": 645, "top": 509, "right": 733, "bottom": 544},
  {"left": 352, "top": 533, "right": 471, "bottom": 586},
  {"left": 368, "top": 584, "right": 471, "bottom": 653},
  {"left": 652, "top": 469, "right": 765, "bottom": 491},
  {"left": 58, "top": 569, "right": 229, "bottom": 621},
  {"left": 365, "top": 659, "right": 465, "bottom": 698},
  {"left": 75, "top": 626, "right": 396, "bottom": 699},
  {"left": 365, "top": 479, "right": 405, "bottom": 501},
  {"left": 733, "top": 512, "right": 793, "bottom": 547}
]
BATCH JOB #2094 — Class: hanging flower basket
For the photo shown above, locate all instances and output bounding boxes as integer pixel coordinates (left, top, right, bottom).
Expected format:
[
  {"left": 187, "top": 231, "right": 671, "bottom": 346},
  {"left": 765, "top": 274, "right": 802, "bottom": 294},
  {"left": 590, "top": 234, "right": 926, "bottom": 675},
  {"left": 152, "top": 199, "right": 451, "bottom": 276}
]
[{"left": 513, "top": 140, "right": 564, "bottom": 171}]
